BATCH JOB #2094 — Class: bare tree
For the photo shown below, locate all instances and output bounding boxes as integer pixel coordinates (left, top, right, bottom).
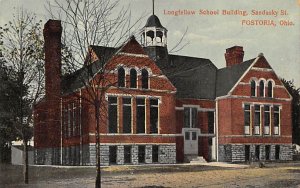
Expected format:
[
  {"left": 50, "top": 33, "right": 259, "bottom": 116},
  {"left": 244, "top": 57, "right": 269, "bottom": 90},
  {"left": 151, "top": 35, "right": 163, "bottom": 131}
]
[
  {"left": 46, "top": 1, "right": 145, "bottom": 187},
  {"left": 0, "top": 9, "right": 44, "bottom": 184}
]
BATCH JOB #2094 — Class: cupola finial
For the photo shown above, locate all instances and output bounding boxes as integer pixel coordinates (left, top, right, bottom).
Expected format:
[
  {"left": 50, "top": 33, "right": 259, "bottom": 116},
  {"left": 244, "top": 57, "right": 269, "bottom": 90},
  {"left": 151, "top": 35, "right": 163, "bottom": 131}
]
[{"left": 152, "top": 0, "right": 155, "bottom": 15}]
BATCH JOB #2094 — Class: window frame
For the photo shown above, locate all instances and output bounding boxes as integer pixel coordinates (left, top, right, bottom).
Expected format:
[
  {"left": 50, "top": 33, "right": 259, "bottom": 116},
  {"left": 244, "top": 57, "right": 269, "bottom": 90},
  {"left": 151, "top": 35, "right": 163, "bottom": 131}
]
[
  {"left": 136, "top": 98, "right": 146, "bottom": 134},
  {"left": 264, "top": 105, "right": 271, "bottom": 135},
  {"left": 254, "top": 105, "right": 261, "bottom": 135},
  {"left": 244, "top": 104, "right": 251, "bottom": 135},
  {"left": 184, "top": 107, "right": 198, "bottom": 128},
  {"left": 273, "top": 105, "right": 280, "bottom": 135},
  {"left": 250, "top": 80, "right": 256, "bottom": 97},
  {"left": 130, "top": 68, "right": 137, "bottom": 88},
  {"left": 259, "top": 80, "right": 265, "bottom": 97},
  {"left": 150, "top": 98, "right": 159, "bottom": 134},
  {"left": 267, "top": 80, "right": 273, "bottom": 98},
  {"left": 108, "top": 96, "right": 118, "bottom": 133},
  {"left": 141, "top": 69, "right": 149, "bottom": 89},
  {"left": 118, "top": 67, "right": 125, "bottom": 88},
  {"left": 122, "top": 97, "right": 132, "bottom": 134}
]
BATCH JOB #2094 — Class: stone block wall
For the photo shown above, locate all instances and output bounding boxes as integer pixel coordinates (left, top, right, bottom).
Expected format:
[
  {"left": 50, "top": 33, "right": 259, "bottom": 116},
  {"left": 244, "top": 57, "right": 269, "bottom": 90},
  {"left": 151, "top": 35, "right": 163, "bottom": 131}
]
[
  {"left": 117, "top": 145, "right": 124, "bottom": 165},
  {"left": 145, "top": 145, "right": 153, "bottom": 164},
  {"left": 35, "top": 143, "right": 177, "bottom": 166},
  {"left": 232, "top": 144, "right": 245, "bottom": 162},
  {"left": 218, "top": 144, "right": 293, "bottom": 162},
  {"left": 280, "top": 145, "right": 293, "bottom": 160},
  {"left": 159, "top": 145, "right": 176, "bottom": 164}
]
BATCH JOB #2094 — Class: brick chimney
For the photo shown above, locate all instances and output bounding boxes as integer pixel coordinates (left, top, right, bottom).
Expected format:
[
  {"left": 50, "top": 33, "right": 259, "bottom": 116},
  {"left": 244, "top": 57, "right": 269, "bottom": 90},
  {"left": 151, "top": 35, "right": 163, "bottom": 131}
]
[
  {"left": 44, "top": 20, "right": 62, "bottom": 101},
  {"left": 225, "top": 46, "right": 244, "bottom": 67},
  {"left": 43, "top": 20, "right": 62, "bottom": 149}
]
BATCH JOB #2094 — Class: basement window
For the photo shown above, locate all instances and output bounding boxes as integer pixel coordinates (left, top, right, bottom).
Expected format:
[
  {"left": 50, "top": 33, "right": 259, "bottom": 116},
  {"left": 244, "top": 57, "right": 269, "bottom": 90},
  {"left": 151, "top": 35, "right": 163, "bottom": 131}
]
[
  {"left": 109, "top": 146, "right": 117, "bottom": 164},
  {"left": 124, "top": 145, "right": 131, "bottom": 164},
  {"left": 152, "top": 145, "right": 159, "bottom": 163},
  {"left": 138, "top": 145, "right": 145, "bottom": 163}
]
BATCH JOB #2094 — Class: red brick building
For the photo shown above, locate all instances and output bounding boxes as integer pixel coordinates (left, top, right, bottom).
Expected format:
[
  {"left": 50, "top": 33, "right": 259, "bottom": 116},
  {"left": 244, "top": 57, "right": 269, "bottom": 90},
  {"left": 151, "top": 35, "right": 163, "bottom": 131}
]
[{"left": 34, "top": 15, "right": 293, "bottom": 165}]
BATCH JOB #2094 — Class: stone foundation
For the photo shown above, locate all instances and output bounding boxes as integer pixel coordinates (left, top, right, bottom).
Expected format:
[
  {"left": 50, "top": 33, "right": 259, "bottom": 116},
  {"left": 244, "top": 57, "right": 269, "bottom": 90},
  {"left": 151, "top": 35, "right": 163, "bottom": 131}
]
[
  {"left": 35, "top": 143, "right": 177, "bottom": 166},
  {"left": 218, "top": 144, "right": 293, "bottom": 162}
]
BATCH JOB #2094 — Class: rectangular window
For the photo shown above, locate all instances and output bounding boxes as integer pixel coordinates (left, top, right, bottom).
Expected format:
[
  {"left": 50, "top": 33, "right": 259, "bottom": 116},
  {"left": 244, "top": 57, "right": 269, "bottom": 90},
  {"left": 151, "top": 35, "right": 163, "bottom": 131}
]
[
  {"left": 108, "top": 97, "right": 118, "bottom": 133},
  {"left": 123, "top": 98, "right": 132, "bottom": 133},
  {"left": 124, "top": 146, "right": 131, "bottom": 164},
  {"left": 245, "top": 145, "right": 250, "bottom": 161},
  {"left": 275, "top": 145, "right": 280, "bottom": 160},
  {"left": 152, "top": 145, "right": 159, "bottom": 163},
  {"left": 264, "top": 106, "right": 270, "bottom": 135},
  {"left": 244, "top": 104, "right": 250, "bottom": 135},
  {"left": 265, "top": 145, "right": 270, "bottom": 160},
  {"left": 72, "top": 103, "right": 76, "bottom": 136},
  {"left": 109, "top": 146, "right": 117, "bottom": 164},
  {"left": 254, "top": 105, "right": 261, "bottom": 135},
  {"left": 185, "top": 132, "right": 190, "bottom": 140},
  {"left": 68, "top": 104, "right": 72, "bottom": 137},
  {"left": 255, "top": 145, "right": 260, "bottom": 160},
  {"left": 150, "top": 99, "right": 158, "bottom": 134},
  {"left": 136, "top": 98, "right": 145, "bottom": 134},
  {"left": 138, "top": 145, "right": 145, "bottom": 163},
  {"left": 192, "top": 132, "right": 197, "bottom": 140},
  {"left": 184, "top": 107, "right": 198, "bottom": 128},
  {"left": 274, "top": 106, "right": 280, "bottom": 135},
  {"left": 63, "top": 106, "right": 68, "bottom": 138},
  {"left": 208, "top": 112, "right": 214, "bottom": 134}
]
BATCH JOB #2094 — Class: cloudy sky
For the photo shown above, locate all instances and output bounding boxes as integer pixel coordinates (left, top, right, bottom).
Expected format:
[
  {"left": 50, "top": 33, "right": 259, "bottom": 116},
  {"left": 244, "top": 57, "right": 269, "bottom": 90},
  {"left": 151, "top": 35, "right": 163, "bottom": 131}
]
[{"left": 0, "top": 0, "right": 299, "bottom": 87}]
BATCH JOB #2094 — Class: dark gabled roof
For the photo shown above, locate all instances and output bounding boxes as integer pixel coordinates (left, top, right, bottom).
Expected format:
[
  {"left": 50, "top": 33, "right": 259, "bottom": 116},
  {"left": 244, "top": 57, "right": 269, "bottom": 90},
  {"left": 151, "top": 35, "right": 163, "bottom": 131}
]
[
  {"left": 216, "top": 58, "right": 255, "bottom": 97},
  {"left": 61, "top": 59, "right": 106, "bottom": 94},
  {"left": 61, "top": 36, "right": 143, "bottom": 94},
  {"left": 144, "top": 15, "right": 165, "bottom": 28},
  {"left": 89, "top": 45, "right": 116, "bottom": 60},
  {"left": 160, "top": 55, "right": 217, "bottom": 99}
]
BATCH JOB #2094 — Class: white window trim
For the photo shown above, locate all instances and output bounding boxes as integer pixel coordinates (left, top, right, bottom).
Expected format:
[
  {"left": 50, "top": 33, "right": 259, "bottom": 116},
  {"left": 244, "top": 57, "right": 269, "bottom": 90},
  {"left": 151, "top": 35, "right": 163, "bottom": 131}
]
[
  {"left": 250, "top": 78, "right": 258, "bottom": 97},
  {"left": 264, "top": 105, "right": 271, "bottom": 135},
  {"left": 244, "top": 104, "right": 251, "bottom": 135},
  {"left": 122, "top": 97, "right": 132, "bottom": 134},
  {"left": 267, "top": 79, "right": 275, "bottom": 98},
  {"left": 150, "top": 98, "right": 160, "bottom": 134},
  {"left": 258, "top": 79, "right": 266, "bottom": 97}
]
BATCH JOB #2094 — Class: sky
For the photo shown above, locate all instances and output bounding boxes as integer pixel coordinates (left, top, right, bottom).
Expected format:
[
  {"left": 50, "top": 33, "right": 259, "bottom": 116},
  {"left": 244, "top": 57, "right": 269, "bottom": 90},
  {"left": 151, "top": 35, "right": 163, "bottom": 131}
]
[{"left": 0, "top": 0, "right": 299, "bottom": 87}]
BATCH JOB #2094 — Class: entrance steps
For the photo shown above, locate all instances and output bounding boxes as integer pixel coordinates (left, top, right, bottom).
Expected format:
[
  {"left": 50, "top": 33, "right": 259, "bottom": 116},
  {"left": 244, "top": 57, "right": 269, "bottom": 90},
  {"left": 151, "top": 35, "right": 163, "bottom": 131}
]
[{"left": 185, "top": 155, "right": 207, "bottom": 163}]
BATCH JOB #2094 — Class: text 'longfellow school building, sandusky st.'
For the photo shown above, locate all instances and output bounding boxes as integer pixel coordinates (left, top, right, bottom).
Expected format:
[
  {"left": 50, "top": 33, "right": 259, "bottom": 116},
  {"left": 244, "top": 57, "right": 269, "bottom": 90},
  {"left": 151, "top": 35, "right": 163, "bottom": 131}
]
[{"left": 34, "top": 13, "right": 293, "bottom": 166}]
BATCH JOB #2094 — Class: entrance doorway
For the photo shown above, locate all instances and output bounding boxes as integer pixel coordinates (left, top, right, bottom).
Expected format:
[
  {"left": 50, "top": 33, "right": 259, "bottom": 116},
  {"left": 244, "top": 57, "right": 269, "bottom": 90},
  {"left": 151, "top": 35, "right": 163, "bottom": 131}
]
[{"left": 183, "top": 129, "right": 199, "bottom": 155}]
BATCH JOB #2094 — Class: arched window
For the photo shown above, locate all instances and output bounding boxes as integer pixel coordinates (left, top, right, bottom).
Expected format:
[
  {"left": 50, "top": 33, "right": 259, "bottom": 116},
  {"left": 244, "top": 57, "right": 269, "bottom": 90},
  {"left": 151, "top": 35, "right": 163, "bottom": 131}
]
[
  {"left": 259, "top": 80, "right": 265, "bottom": 97},
  {"left": 251, "top": 80, "right": 256, "bottom": 97},
  {"left": 118, "top": 67, "right": 125, "bottom": 87},
  {"left": 130, "top": 69, "right": 137, "bottom": 88},
  {"left": 141, "top": 69, "right": 149, "bottom": 89},
  {"left": 267, "top": 81, "right": 273, "bottom": 98}
]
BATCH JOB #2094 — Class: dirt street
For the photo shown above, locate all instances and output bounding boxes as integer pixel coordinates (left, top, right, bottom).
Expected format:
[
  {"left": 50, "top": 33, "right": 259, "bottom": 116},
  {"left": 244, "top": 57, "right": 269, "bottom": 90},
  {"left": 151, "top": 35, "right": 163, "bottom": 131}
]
[{"left": 1, "top": 162, "right": 300, "bottom": 188}]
